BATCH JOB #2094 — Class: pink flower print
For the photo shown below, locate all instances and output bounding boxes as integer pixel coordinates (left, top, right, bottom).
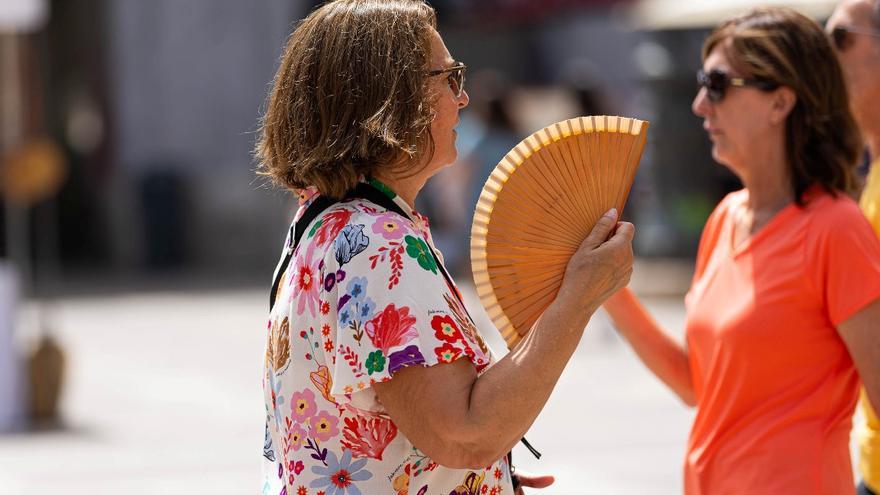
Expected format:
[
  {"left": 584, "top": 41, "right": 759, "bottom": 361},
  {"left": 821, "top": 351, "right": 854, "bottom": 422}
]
[
  {"left": 310, "top": 410, "right": 340, "bottom": 443},
  {"left": 371, "top": 212, "right": 406, "bottom": 240},
  {"left": 288, "top": 423, "right": 307, "bottom": 451},
  {"left": 290, "top": 388, "right": 318, "bottom": 424},
  {"left": 293, "top": 245, "right": 321, "bottom": 317}
]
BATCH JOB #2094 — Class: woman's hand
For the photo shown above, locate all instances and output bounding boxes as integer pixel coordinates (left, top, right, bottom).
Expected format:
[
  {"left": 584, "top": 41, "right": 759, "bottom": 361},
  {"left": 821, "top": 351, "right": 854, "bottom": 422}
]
[
  {"left": 374, "top": 208, "right": 636, "bottom": 470},
  {"left": 514, "top": 471, "right": 555, "bottom": 495},
  {"left": 556, "top": 208, "right": 635, "bottom": 321}
]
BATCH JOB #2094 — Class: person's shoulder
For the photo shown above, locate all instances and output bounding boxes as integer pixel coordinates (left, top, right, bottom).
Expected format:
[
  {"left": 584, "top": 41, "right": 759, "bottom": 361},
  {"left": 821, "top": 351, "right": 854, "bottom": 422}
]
[
  {"left": 704, "top": 189, "right": 745, "bottom": 227},
  {"left": 799, "top": 188, "right": 877, "bottom": 254},
  {"left": 719, "top": 189, "right": 747, "bottom": 210},
  {"left": 803, "top": 188, "right": 863, "bottom": 230},
  {"left": 344, "top": 199, "right": 420, "bottom": 236}
]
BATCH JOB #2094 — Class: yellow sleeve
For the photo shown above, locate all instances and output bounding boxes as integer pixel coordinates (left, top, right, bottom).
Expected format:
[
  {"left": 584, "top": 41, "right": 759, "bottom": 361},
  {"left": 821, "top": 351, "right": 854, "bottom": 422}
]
[
  {"left": 858, "top": 159, "right": 880, "bottom": 491},
  {"left": 860, "top": 159, "right": 880, "bottom": 237}
]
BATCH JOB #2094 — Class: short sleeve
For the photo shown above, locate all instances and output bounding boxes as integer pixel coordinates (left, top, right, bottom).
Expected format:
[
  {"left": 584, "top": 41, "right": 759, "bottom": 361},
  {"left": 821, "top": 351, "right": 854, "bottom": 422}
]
[
  {"left": 806, "top": 198, "right": 880, "bottom": 325},
  {"left": 318, "top": 204, "right": 492, "bottom": 410}
]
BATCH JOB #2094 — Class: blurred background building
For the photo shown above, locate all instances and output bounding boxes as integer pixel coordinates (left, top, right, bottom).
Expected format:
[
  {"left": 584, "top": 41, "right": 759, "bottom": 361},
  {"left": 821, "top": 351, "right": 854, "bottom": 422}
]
[
  {"left": 0, "top": 0, "right": 841, "bottom": 493},
  {"left": 0, "top": 0, "right": 760, "bottom": 287}
]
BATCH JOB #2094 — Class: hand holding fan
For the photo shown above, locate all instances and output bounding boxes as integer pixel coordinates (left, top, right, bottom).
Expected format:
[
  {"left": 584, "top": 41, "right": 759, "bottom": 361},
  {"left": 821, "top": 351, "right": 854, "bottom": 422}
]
[{"left": 470, "top": 115, "right": 649, "bottom": 349}]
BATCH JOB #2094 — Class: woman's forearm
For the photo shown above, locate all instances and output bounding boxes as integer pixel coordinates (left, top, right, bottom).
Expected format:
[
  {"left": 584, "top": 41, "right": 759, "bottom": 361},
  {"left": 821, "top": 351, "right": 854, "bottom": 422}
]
[
  {"left": 461, "top": 295, "right": 598, "bottom": 464},
  {"left": 375, "top": 215, "right": 634, "bottom": 468},
  {"left": 603, "top": 288, "right": 695, "bottom": 406}
]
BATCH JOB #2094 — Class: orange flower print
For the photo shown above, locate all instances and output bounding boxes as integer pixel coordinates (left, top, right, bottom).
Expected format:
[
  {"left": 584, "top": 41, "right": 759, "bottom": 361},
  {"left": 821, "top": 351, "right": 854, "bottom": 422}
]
[
  {"left": 297, "top": 486, "right": 308, "bottom": 495},
  {"left": 322, "top": 324, "right": 331, "bottom": 336},
  {"left": 324, "top": 339, "right": 333, "bottom": 352}
]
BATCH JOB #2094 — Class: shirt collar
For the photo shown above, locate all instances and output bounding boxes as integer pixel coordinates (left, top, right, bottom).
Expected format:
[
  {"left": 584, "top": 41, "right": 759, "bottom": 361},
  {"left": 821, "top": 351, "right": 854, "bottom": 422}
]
[{"left": 293, "top": 177, "right": 431, "bottom": 235}]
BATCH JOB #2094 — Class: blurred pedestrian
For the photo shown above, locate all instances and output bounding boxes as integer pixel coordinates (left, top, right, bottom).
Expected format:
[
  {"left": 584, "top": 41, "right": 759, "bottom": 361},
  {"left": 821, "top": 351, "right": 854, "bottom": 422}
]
[
  {"left": 254, "top": 1, "right": 634, "bottom": 494},
  {"left": 603, "top": 7, "right": 880, "bottom": 494},
  {"left": 826, "top": 1, "right": 880, "bottom": 494}
]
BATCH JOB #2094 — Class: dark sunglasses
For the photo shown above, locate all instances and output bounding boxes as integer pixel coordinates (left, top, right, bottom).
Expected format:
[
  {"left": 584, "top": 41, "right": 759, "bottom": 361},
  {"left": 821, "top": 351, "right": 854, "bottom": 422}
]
[
  {"left": 427, "top": 62, "right": 466, "bottom": 98},
  {"left": 828, "top": 25, "right": 880, "bottom": 52},
  {"left": 696, "top": 68, "right": 778, "bottom": 103}
]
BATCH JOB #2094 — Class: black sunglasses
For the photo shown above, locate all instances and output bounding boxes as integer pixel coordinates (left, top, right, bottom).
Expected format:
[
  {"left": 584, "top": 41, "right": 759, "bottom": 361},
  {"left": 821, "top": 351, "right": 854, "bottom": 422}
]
[
  {"left": 427, "top": 62, "right": 466, "bottom": 98},
  {"left": 828, "top": 25, "right": 880, "bottom": 52},
  {"left": 696, "top": 68, "right": 778, "bottom": 103}
]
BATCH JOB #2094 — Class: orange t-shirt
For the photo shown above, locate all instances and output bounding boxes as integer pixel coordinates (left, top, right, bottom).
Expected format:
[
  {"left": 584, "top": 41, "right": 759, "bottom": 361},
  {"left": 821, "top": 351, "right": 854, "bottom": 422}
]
[{"left": 683, "top": 187, "right": 880, "bottom": 495}]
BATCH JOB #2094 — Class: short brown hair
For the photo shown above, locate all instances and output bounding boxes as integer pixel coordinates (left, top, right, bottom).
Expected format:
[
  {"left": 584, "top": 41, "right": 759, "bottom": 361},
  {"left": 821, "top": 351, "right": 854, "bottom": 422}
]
[
  {"left": 255, "top": 0, "right": 437, "bottom": 199},
  {"left": 703, "top": 6, "right": 863, "bottom": 203}
]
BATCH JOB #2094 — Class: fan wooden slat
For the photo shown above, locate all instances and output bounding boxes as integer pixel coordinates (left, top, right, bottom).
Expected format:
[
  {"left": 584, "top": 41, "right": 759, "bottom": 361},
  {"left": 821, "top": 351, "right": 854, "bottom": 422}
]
[{"left": 470, "top": 115, "right": 649, "bottom": 349}]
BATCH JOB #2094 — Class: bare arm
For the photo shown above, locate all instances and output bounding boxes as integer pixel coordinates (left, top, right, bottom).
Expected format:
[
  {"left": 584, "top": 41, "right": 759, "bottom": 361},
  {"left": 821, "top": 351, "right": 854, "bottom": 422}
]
[
  {"left": 602, "top": 287, "right": 695, "bottom": 406},
  {"left": 373, "top": 210, "right": 634, "bottom": 469},
  {"left": 838, "top": 297, "right": 880, "bottom": 413}
]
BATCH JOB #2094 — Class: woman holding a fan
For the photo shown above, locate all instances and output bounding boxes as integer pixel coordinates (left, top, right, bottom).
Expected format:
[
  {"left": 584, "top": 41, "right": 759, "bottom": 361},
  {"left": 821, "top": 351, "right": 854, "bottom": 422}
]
[{"left": 255, "top": 1, "right": 634, "bottom": 494}]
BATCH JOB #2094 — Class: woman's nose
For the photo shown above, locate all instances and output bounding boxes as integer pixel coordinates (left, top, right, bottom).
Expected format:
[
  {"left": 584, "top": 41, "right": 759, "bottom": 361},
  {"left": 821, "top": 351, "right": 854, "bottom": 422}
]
[
  {"left": 692, "top": 87, "right": 710, "bottom": 117},
  {"left": 457, "top": 89, "right": 470, "bottom": 109}
]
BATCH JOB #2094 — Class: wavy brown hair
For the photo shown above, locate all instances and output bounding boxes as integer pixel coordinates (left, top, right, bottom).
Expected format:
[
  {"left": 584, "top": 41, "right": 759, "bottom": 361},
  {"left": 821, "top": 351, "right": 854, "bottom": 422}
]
[
  {"left": 703, "top": 6, "right": 863, "bottom": 203},
  {"left": 255, "top": 0, "right": 437, "bottom": 199}
]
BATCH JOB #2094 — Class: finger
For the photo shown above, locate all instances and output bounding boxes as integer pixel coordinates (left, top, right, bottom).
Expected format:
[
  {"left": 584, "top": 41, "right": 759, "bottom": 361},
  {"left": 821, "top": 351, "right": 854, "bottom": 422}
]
[
  {"left": 515, "top": 472, "right": 555, "bottom": 489},
  {"left": 581, "top": 208, "right": 619, "bottom": 250},
  {"left": 610, "top": 221, "right": 635, "bottom": 242}
]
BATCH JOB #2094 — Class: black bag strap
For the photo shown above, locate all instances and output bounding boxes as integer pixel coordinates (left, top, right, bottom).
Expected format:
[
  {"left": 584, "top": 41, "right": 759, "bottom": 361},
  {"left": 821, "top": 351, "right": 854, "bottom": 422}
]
[{"left": 268, "top": 182, "right": 541, "bottom": 462}]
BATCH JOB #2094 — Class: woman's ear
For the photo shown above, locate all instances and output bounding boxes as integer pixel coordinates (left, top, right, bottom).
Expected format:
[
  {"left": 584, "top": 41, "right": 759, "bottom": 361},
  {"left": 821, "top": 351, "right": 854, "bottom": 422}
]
[{"left": 769, "top": 86, "right": 797, "bottom": 125}]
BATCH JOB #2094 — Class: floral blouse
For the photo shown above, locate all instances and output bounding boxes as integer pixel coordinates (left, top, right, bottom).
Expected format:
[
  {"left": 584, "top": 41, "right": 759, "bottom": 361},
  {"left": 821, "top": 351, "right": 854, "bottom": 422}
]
[{"left": 262, "top": 179, "right": 514, "bottom": 495}]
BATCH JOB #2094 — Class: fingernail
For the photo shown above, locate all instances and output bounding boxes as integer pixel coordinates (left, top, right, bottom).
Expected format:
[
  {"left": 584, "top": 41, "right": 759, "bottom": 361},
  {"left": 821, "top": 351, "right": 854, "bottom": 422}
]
[{"left": 604, "top": 208, "right": 618, "bottom": 218}]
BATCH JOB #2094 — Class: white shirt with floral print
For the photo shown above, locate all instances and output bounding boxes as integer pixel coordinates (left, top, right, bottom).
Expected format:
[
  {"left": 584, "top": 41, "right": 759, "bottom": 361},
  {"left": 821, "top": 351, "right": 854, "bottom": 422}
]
[{"left": 262, "top": 179, "right": 514, "bottom": 495}]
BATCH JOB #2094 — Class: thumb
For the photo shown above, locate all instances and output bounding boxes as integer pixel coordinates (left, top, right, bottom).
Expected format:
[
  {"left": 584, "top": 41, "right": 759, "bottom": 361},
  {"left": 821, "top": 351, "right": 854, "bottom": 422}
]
[
  {"left": 581, "top": 208, "right": 619, "bottom": 250},
  {"left": 515, "top": 472, "right": 555, "bottom": 489}
]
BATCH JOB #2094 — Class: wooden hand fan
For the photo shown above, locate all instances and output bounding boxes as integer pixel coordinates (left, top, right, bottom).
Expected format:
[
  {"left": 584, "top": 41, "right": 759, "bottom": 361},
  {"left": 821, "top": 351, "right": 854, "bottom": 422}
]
[{"left": 470, "top": 115, "right": 649, "bottom": 349}]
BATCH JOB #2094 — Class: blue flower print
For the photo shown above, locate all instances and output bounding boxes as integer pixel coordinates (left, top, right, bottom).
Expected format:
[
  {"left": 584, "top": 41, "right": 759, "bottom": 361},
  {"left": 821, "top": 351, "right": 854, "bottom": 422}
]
[
  {"left": 358, "top": 297, "right": 376, "bottom": 322},
  {"left": 346, "top": 276, "right": 368, "bottom": 303},
  {"left": 335, "top": 224, "right": 369, "bottom": 265},
  {"left": 338, "top": 276, "right": 376, "bottom": 345},
  {"left": 339, "top": 307, "right": 353, "bottom": 326},
  {"left": 310, "top": 449, "right": 373, "bottom": 495}
]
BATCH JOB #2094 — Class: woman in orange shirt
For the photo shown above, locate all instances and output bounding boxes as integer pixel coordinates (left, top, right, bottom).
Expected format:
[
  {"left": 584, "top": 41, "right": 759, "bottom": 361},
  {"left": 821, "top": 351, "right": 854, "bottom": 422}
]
[{"left": 604, "top": 7, "right": 880, "bottom": 494}]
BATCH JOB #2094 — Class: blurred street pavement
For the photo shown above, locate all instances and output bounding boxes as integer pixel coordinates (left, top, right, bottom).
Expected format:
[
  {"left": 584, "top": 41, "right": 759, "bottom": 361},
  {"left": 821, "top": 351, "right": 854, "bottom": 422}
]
[{"left": 0, "top": 259, "right": 696, "bottom": 494}]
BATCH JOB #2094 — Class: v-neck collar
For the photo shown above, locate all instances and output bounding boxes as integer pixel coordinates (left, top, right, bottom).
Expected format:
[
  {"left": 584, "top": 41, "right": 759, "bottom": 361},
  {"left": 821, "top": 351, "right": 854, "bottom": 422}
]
[{"left": 726, "top": 187, "right": 822, "bottom": 257}]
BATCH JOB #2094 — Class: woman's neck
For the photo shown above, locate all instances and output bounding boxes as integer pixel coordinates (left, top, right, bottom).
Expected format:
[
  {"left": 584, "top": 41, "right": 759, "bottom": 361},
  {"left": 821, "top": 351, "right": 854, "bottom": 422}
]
[
  {"left": 737, "top": 143, "right": 794, "bottom": 232},
  {"left": 371, "top": 169, "right": 427, "bottom": 209}
]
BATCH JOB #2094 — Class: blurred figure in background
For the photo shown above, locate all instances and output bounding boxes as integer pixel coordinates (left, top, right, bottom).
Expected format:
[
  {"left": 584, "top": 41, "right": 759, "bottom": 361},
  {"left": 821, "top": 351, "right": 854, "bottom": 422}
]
[
  {"left": 255, "top": 1, "right": 634, "bottom": 494},
  {"left": 826, "top": 1, "right": 880, "bottom": 494},
  {"left": 603, "top": 7, "right": 880, "bottom": 494}
]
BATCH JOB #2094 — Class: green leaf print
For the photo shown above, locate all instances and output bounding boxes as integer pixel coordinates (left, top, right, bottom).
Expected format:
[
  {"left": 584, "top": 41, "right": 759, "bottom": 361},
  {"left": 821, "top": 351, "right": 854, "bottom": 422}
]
[
  {"left": 308, "top": 219, "right": 323, "bottom": 238},
  {"left": 365, "top": 350, "right": 386, "bottom": 375},
  {"left": 404, "top": 235, "right": 437, "bottom": 273}
]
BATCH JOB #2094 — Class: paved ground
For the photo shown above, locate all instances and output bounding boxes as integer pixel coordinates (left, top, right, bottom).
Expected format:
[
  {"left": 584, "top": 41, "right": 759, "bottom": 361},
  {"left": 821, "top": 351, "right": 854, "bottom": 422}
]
[{"left": 0, "top": 261, "right": 701, "bottom": 494}]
